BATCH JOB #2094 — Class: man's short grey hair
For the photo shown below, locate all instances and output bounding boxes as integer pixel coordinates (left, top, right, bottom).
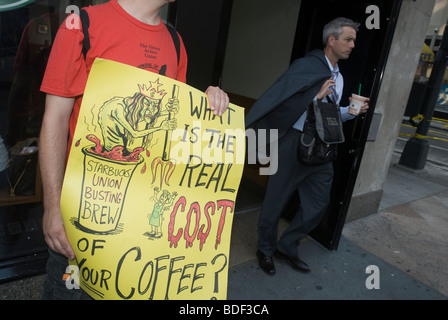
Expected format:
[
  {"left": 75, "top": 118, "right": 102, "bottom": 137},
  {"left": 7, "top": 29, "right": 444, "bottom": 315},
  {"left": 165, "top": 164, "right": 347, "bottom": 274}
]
[{"left": 322, "top": 17, "right": 360, "bottom": 46}]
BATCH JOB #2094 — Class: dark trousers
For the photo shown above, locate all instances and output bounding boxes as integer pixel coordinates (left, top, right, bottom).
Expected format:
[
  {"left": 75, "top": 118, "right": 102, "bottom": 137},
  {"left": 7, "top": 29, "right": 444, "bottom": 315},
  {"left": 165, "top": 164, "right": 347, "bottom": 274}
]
[
  {"left": 42, "top": 248, "right": 92, "bottom": 300},
  {"left": 257, "top": 129, "right": 334, "bottom": 257}
]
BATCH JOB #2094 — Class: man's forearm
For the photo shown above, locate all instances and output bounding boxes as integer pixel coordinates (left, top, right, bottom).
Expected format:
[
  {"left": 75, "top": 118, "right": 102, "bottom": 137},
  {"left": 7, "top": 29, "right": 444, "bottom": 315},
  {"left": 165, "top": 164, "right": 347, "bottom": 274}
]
[
  {"left": 39, "top": 95, "right": 74, "bottom": 209},
  {"left": 39, "top": 127, "right": 67, "bottom": 211},
  {"left": 39, "top": 94, "right": 76, "bottom": 259}
]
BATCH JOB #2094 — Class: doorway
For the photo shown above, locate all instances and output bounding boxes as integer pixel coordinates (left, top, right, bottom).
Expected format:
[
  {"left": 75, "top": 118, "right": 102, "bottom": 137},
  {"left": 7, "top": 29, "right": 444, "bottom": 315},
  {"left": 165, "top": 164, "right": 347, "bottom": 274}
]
[
  {"left": 174, "top": 0, "right": 403, "bottom": 250},
  {"left": 149, "top": 0, "right": 407, "bottom": 253},
  {"left": 290, "top": 0, "right": 403, "bottom": 249}
]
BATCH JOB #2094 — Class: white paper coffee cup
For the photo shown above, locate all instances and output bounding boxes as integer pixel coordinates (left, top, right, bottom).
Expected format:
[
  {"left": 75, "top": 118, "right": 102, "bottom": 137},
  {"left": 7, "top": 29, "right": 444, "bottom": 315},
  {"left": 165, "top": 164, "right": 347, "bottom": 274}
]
[{"left": 349, "top": 94, "right": 368, "bottom": 115}]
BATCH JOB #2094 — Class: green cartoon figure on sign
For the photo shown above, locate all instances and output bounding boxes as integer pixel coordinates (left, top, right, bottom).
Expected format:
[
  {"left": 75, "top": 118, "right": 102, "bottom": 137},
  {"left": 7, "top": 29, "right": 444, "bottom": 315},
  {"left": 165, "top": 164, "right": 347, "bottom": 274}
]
[{"left": 145, "top": 187, "right": 178, "bottom": 239}]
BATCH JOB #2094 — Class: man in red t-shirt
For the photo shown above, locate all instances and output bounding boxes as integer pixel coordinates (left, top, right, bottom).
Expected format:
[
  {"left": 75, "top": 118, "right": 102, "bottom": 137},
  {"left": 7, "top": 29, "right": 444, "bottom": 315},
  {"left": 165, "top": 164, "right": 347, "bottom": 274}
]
[{"left": 39, "top": 0, "right": 229, "bottom": 299}]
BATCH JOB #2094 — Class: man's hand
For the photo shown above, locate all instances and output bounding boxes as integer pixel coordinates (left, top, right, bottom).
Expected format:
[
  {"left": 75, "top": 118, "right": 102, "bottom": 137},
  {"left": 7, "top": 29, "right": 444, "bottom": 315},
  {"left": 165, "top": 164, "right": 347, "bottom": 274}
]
[
  {"left": 205, "top": 86, "right": 229, "bottom": 116},
  {"left": 359, "top": 99, "right": 370, "bottom": 114},
  {"left": 316, "top": 78, "right": 336, "bottom": 101},
  {"left": 43, "top": 208, "right": 75, "bottom": 260},
  {"left": 348, "top": 97, "right": 370, "bottom": 115}
]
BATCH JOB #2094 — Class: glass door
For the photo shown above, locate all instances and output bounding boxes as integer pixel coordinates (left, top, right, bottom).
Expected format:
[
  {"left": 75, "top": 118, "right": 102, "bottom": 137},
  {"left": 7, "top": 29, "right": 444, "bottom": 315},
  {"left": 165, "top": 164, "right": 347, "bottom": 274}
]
[{"left": 284, "top": 0, "right": 403, "bottom": 250}]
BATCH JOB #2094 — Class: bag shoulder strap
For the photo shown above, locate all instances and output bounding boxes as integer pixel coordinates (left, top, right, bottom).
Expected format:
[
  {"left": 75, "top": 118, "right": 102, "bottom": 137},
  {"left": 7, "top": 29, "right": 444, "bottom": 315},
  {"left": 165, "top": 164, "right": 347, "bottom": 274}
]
[
  {"left": 165, "top": 22, "right": 180, "bottom": 66},
  {"left": 80, "top": 9, "right": 90, "bottom": 59},
  {"left": 79, "top": 10, "right": 180, "bottom": 66}
]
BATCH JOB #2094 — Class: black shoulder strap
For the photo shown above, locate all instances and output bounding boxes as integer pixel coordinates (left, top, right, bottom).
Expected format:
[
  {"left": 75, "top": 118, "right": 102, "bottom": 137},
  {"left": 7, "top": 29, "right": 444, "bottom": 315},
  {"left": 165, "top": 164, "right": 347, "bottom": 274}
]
[
  {"left": 79, "top": 10, "right": 179, "bottom": 67},
  {"left": 165, "top": 22, "right": 180, "bottom": 66},
  {"left": 80, "top": 9, "right": 90, "bottom": 59}
]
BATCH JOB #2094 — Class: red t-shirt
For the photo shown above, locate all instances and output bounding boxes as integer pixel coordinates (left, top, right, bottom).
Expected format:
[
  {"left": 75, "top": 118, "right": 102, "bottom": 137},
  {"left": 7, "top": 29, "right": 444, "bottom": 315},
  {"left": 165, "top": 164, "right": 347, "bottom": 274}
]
[{"left": 41, "top": 0, "right": 187, "bottom": 149}]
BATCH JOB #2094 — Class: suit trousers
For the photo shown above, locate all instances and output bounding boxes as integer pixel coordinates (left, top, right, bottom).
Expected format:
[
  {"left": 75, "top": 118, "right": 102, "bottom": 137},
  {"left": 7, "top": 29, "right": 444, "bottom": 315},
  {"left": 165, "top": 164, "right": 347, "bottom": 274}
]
[{"left": 257, "top": 129, "right": 334, "bottom": 257}]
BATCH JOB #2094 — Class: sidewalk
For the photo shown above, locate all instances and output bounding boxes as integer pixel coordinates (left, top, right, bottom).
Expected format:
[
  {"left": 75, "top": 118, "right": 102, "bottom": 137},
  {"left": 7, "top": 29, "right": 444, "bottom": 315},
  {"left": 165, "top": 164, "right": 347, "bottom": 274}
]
[
  {"left": 227, "top": 135, "right": 448, "bottom": 299},
  {"left": 227, "top": 152, "right": 448, "bottom": 300},
  {"left": 1, "top": 142, "right": 447, "bottom": 300}
]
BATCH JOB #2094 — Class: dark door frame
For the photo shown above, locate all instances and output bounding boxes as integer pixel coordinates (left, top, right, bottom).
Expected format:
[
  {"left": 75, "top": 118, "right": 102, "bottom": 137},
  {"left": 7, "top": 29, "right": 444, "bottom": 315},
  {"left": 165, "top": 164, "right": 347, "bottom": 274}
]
[
  {"left": 167, "top": 0, "right": 233, "bottom": 91},
  {"left": 288, "top": 0, "right": 403, "bottom": 250}
]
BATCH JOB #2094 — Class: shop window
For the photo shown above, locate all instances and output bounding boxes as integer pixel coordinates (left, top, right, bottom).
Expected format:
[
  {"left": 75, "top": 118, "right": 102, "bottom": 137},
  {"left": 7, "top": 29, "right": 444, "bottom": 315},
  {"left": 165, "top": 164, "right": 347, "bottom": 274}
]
[{"left": 0, "top": 0, "right": 109, "bottom": 282}]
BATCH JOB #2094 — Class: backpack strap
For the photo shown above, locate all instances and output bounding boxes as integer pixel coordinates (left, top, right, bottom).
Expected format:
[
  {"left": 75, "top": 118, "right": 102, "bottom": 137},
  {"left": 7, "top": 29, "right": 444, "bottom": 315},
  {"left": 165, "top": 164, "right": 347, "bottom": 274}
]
[
  {"left": 165, "top": 22, "right": 180, "bottom": 66},
  {"left": 80, "top": 9, "right": 90, "bottom": 59},
  {"left": 79, "top": 9, "right": 180, "bottom": 67}
]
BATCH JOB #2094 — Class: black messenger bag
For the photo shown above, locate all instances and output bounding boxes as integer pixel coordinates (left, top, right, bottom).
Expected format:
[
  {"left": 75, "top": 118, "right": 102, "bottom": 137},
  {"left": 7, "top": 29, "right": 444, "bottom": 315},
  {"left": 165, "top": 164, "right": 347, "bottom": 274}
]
[{"left": 298, "top": 100, "right": 345, "bottom": 165}]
